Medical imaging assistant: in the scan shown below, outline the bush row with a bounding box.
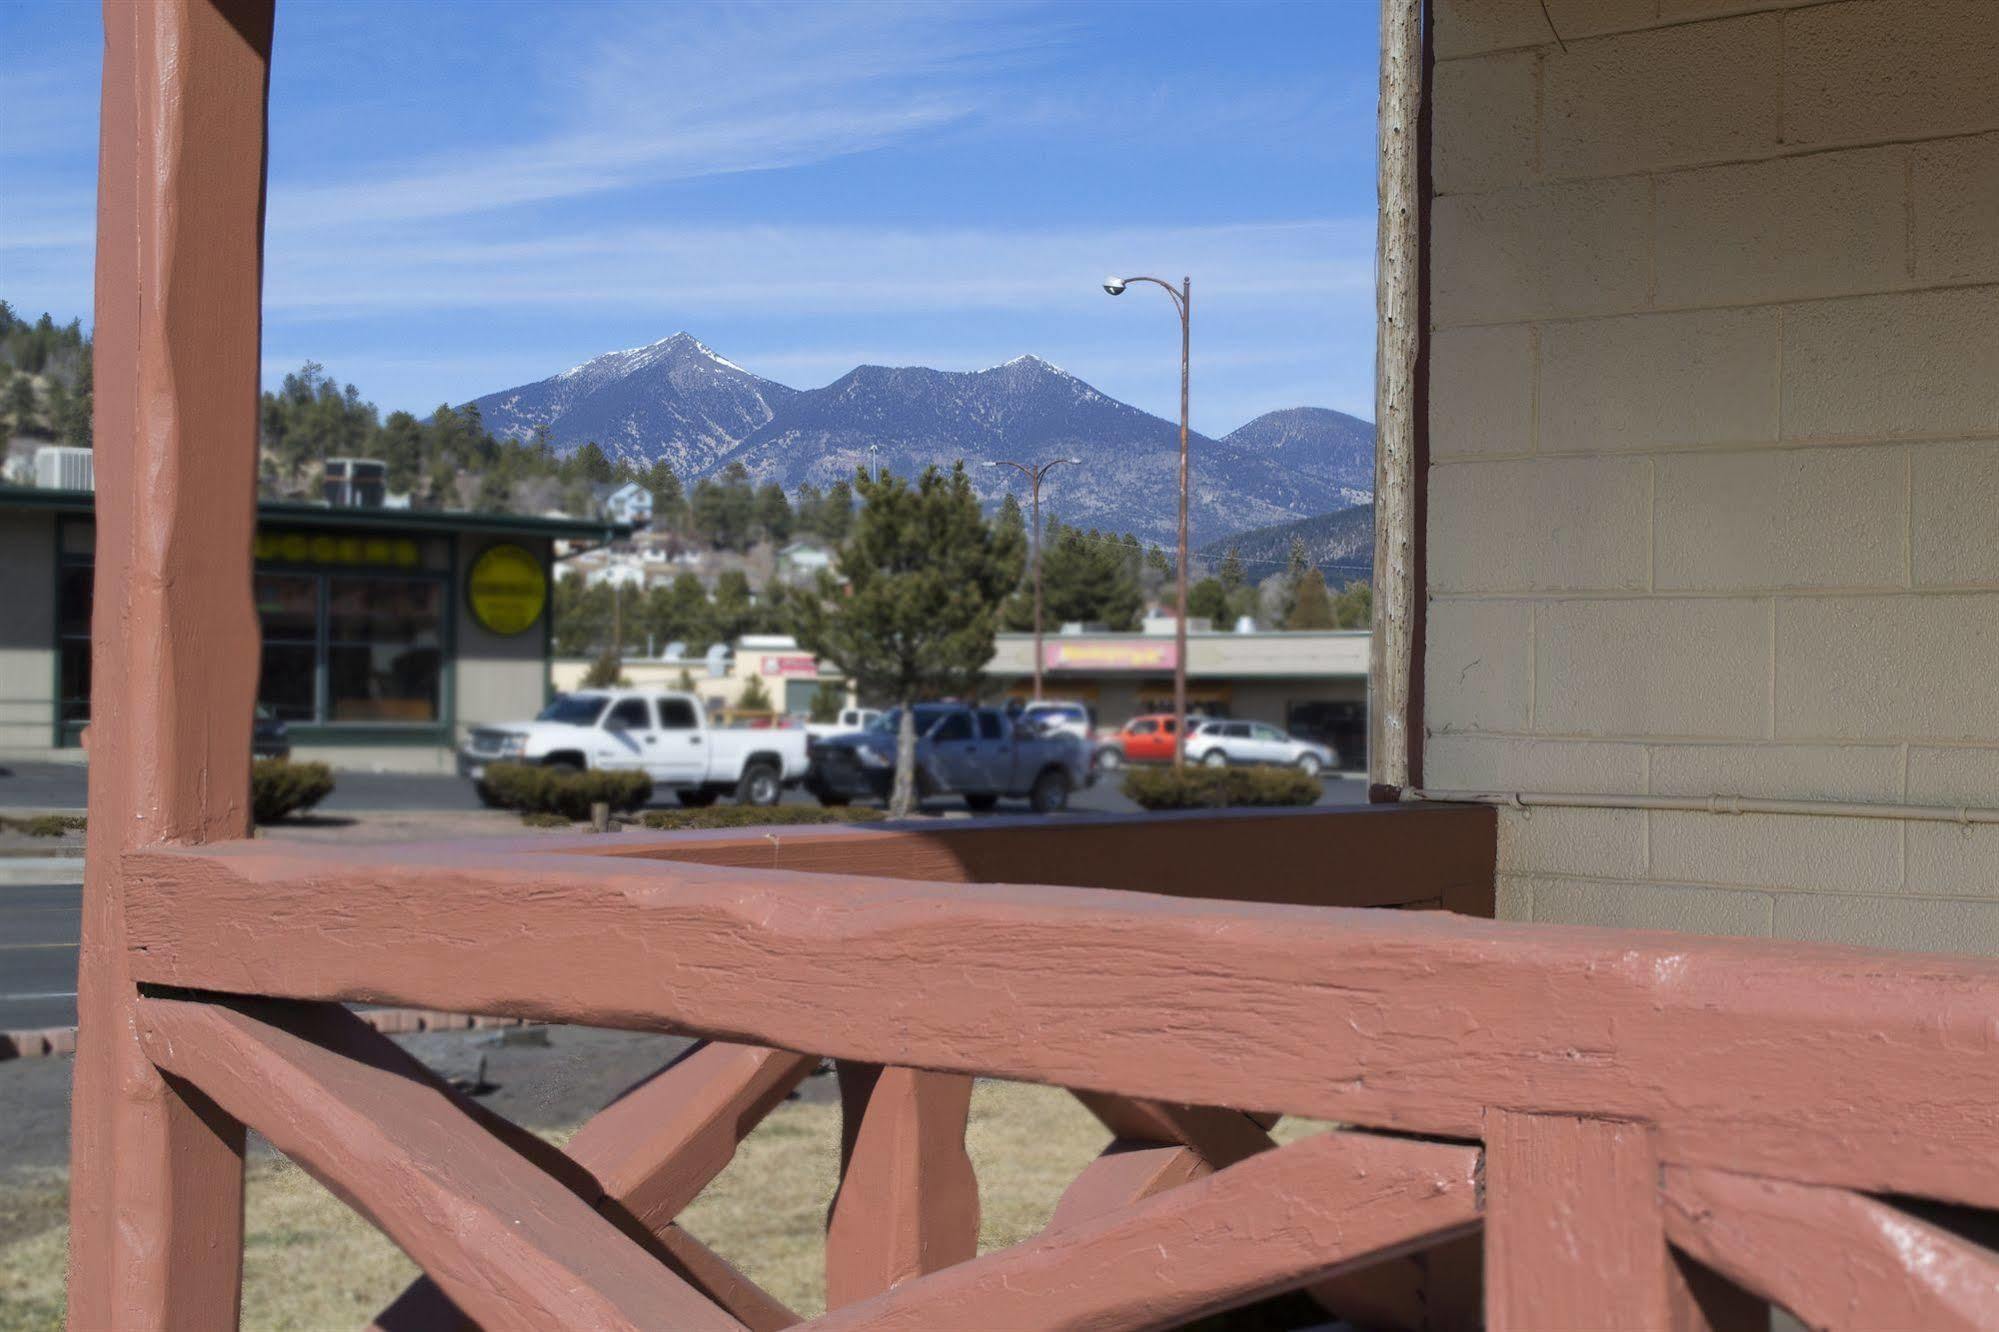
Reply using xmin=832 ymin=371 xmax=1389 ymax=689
xmin=1121 ymin=764 xmax=1322 ymax=811
xmin=480 ymin=762 xmax=653 ymax=819
xmin=638 ymin=805 xmax=885 ymax=832
xmin=0 ymin=813 xmax=87 ymax=838
xmin=251 ymin=759 xmax=335 ymax=824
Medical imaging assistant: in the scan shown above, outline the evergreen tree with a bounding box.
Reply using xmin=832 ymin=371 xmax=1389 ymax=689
xmin=1332 ymin=577 xmax=1373 ymax=630
xmin=793 ymin=464 xmax=1024 ymax=816
xmin=819 ymin=479 xmax=855 ymax=544
xmin=568 ymin=441 xmax=615 ymax=486
xmin=6 ymin=374 xmax=38 ymax=436
xmin=642 ymin=461 xmax=687 ymax=531
xmin=737 ymin=674 xmax=774 ymax=714
xmin=1036 ymin=522 xmax=1143 ymax=631
xmin=710 ymin=570 xmax=758 ymax=643
xmin=552 ymin=578 xmax=614 ymax=656
xmin=809 ymin=680 xmax=846 ymax=723
xmin=1285 ymin=566 xmax=1338 ymax=630
xmin=690 ymin=463 xmax=756 ymax=550
xmin=754 ymin=482 xmax=793 ymax=544
xmin=1187 ymin=577 xmax=1229 ymax=624
xmin=1219 ymin=546 xmax=1246 ymax=593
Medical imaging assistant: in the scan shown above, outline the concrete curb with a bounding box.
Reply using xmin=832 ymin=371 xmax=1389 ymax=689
xmin=1 ymin=1007 xmax=533 ymax=1062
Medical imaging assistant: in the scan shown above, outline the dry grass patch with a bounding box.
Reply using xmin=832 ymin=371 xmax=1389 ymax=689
xmin=0 ymin=1082 xmax=1327 ymax=1329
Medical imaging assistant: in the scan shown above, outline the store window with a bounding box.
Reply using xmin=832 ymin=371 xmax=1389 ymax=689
xmin=56 ymin=518 xmax=449 ymax=734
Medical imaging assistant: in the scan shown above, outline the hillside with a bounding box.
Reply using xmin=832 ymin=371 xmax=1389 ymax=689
xmin=1200 ymin=503 xmax=1375 ymax=588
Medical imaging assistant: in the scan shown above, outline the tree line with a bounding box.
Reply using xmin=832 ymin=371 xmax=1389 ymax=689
xmin=1 ymin=303 xmax=93 ymax=447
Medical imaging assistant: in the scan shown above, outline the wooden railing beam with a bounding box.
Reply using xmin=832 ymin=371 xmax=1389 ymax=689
xmin=122 ymin=840 xmax=1999 ymax=1208
xmin=810 ymin=1129 xmax=1481 ymax=1332
xmin=1663 ymin=1166 xmax=1999 ymax=1332
xmin=135 ymin=995 xmax=743 ymax=1332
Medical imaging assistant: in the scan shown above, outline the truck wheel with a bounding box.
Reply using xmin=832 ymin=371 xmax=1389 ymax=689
xmin=1095 ymin=747 xmax=1123 ymax=773
xmin=964 ymin=793 xmax=999 ymax=813
xmin=677 ymin=789 xmax=720 ymax=808
xmin=737 ymin=763 xmax=782 ymax=807
xmin=1029 ymin=769 xmax=1071 ymax=815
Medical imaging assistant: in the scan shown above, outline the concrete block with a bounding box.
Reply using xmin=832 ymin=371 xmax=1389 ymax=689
xmin=1433 ymin=177 xmax=1651 ymax=325
xmin=1907 ymin=745 xmax=1999 ymax=805
xmin=1911 ymin=441 xmax=1999 ymax=587
xmin=1912 ymin=133 xmax=1999 ymax=285
xmin=1540 ymin=308 xmax=1779 ymax=453
xmin=1499 ymin=805 xmax=1646 ymax=880
xmin=1425 ymin=597 xmax=1534 ymax=734
xmin=1426 ymin=734 xmax=1649 ymax=794
xmin=1773 ymin=892 xmax=1999 ymax=957
xmin=1435 ymin=0 xmax=1658 ymax=59
xmin=1430 ymin=456 xmax=1650 ymax=593
xmin=1782 ymin=286 xmax=1999 ymax=440
xmin=1527 ymin=876 xmax=1772 ymax=938
xmin=1776 ymin=593 xmax=1999 ymax=741
xmin=1496 ymin=873 xmax=1535 ymax=921
xmin=1784 ymin=0 xmax=1999 ymax=146
xmin=1431 ymin=324 xmax=1536 ymax=459
xmin=1654 ymin=146 xmax=1910 ymax=306
xmin=1543 ymin=14 xmax=1782 ymax=178
xmin=1649 ymin=809 xmax=1900 ymax=892
xmin=1652 ymin=445 xmax=1906 ymax=591
xmin=1648 ymin=741 xmax=1904 ymax=802
xmin=1435 ymin=52 xmax=1539 ymax=194
xmin=1536 ymin=597 xmax=1771 ymax=738
xmin=1906 ymin=825 xmax=1999 ymax=901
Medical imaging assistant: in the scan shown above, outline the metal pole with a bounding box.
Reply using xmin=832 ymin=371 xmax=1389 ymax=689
xmin=1175 ymin=277 xmax=1190 ymax=770
xmin=1031 ymin=473 xmax=1045 ymax=701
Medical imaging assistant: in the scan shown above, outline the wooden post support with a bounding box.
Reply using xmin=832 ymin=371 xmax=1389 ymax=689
xmin=1370 ymin=0 xmax=1424 ymax=793
xmin=68 ymin=0 xmax=274 ymax=1326
xmin=1486 ymin=1111 xmax=1672 ymax=1330
xmin=824 ymin=1064 xmax=979 ymax=1309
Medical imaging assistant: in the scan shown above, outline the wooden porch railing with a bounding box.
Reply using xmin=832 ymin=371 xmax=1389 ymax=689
xmin=68 ymin=3 xmax=1999 ymax=1329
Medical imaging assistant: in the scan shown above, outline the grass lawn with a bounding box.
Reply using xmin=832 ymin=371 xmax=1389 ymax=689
xmin=1 ymin=1079 xmax=1326 ymax=1330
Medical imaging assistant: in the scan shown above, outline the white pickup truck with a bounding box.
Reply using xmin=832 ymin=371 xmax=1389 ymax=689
xmin=458 ymin=689 xmax=809 ymax=807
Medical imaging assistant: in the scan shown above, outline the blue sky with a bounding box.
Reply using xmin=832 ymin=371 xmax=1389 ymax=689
xmin=1 ymin=0 xmax=1379 ymax=435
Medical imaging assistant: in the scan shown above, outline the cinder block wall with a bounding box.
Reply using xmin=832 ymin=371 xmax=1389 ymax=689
xmin=1424 ymin=0 xmax=1999 ymax=952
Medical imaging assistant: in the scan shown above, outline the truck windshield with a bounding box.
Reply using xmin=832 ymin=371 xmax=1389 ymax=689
xmin=536 ymin=694 xmax=608 ymax=726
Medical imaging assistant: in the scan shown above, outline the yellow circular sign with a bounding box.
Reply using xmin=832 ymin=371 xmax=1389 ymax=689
xmin=467 ymin=544 xmax=547 ymax=636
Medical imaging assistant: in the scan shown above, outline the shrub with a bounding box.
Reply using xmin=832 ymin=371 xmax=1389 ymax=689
xmin=580 ymin=649 xmax=627 ymax=688
xmin=480 ymin=761 xmax=653 ymax=819
xmin=251 ymin=759 xmax=335 ymax=824
xmin=0 ymin=813 xmax=86 ymax=837
xmin=518 ymin=811 xmax=572 ymax=829
xmin=638 ymin=805 xmax=886 ymax=832
xmin=1121 ymin=764 xmax=1321 ymax=811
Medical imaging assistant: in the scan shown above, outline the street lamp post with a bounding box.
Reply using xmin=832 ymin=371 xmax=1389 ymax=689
xmin=988 ymin=456 xmax=1082 ymax=702
xmin=1104 ymin=274 xmax=1192 ymax=769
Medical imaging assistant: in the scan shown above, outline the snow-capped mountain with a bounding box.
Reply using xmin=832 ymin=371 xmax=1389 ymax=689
xmin=467 ymin=333 xmax=796 ymax=476
xmin=461 ymin=339 xmax=1374 ymax=545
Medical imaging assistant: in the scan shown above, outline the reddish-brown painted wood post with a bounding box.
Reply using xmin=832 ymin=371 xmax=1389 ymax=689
xmin=68 ymin=0 xmax=274 ymax=1325
xmin=1485 ymin=1111 xmax=1672 ymax=1330
xmin=824 ymin=1064 xmax=979 ymax=1309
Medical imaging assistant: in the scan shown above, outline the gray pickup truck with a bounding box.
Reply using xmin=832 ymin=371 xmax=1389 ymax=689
xmin=805 ymin=703 xmax=1094 ymax=813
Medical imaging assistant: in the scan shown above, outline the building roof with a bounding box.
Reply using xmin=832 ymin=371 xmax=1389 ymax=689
xmin=0 ymin=485 xmax=628 ymax=542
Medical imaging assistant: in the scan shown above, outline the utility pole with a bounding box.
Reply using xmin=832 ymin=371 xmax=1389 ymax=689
xmin=989 ymin=456 xmax=1082 ymax=701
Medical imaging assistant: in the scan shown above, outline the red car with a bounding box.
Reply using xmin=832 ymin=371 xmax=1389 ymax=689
xmin=1095 ymin=713 xmax=1184 ymax=771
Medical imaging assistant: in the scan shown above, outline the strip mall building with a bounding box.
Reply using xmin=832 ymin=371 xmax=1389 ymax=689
xmin=0 ymin=485 xmax=619 ymax=769
xmin=985 ymin=627 xmax=1370 ymax=768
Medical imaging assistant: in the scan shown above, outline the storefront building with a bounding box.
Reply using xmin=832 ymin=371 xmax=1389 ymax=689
xmin=0 ymin=486 xmax=620 ymax=769
xmin=551 ymin=635 xmax=851 ymax=720
xmin=985 ymin=627 xmax=1370 ymax=768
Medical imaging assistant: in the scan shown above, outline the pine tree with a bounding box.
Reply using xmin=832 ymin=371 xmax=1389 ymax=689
xmin=6 ymin=374 xmax=39 ymax=437
xmin=793 ymin=464 xmax=1024 ymax=817
xmin=1285 ymin=567 xmax=1338 ymax=630
xmin=1219 ymin=546 xmax=1246 ymax=593
xmin=737 ymin=674 xmax=774 ymax=714
xmin=754 ymin=482 xmax=793 ymax=544
xmin=1188 ymin=577 xmax=1229 ymax=624
xmin=568 ymin=441 xmax=615 ymax=486
xmin=1332 ymin=577 xmax=1373 ymax=630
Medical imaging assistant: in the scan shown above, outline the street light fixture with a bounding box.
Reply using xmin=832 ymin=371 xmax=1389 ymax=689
xmin=1103 ymin=273 xmax=1191 ymax=768
xmin=988 ymin=456 xmax=1083 ymax=702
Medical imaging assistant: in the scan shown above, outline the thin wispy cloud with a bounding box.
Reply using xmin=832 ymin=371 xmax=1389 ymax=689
xmin=268 ymin=1 xmax=1064 ymax=231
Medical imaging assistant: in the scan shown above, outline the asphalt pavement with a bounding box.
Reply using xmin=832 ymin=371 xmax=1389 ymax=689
xmin=0 ymin=882 xmax=80 ymax=1030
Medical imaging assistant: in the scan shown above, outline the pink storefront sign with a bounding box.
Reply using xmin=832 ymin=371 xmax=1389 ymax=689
xmin=1042 ymin=641 xmax=1179 ymax=672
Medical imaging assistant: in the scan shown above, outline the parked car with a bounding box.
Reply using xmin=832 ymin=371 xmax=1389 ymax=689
xmin=1016 ymin=699 xmax=1094 ymax=742
xmin=1183 ymin=720 xmax=1335 ymax=776
xmin=805 ymin=706 xmax=881 ymax=740
xmin=252 ymin=705 xmax=290 ymax=760
xmin=1093 ymin=713 xmax=1186 ymax=771
xmin=458 ymin=689 xmax=809 ymax=807
xmin=806 ymin=704 xmax=1093 ymax=813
